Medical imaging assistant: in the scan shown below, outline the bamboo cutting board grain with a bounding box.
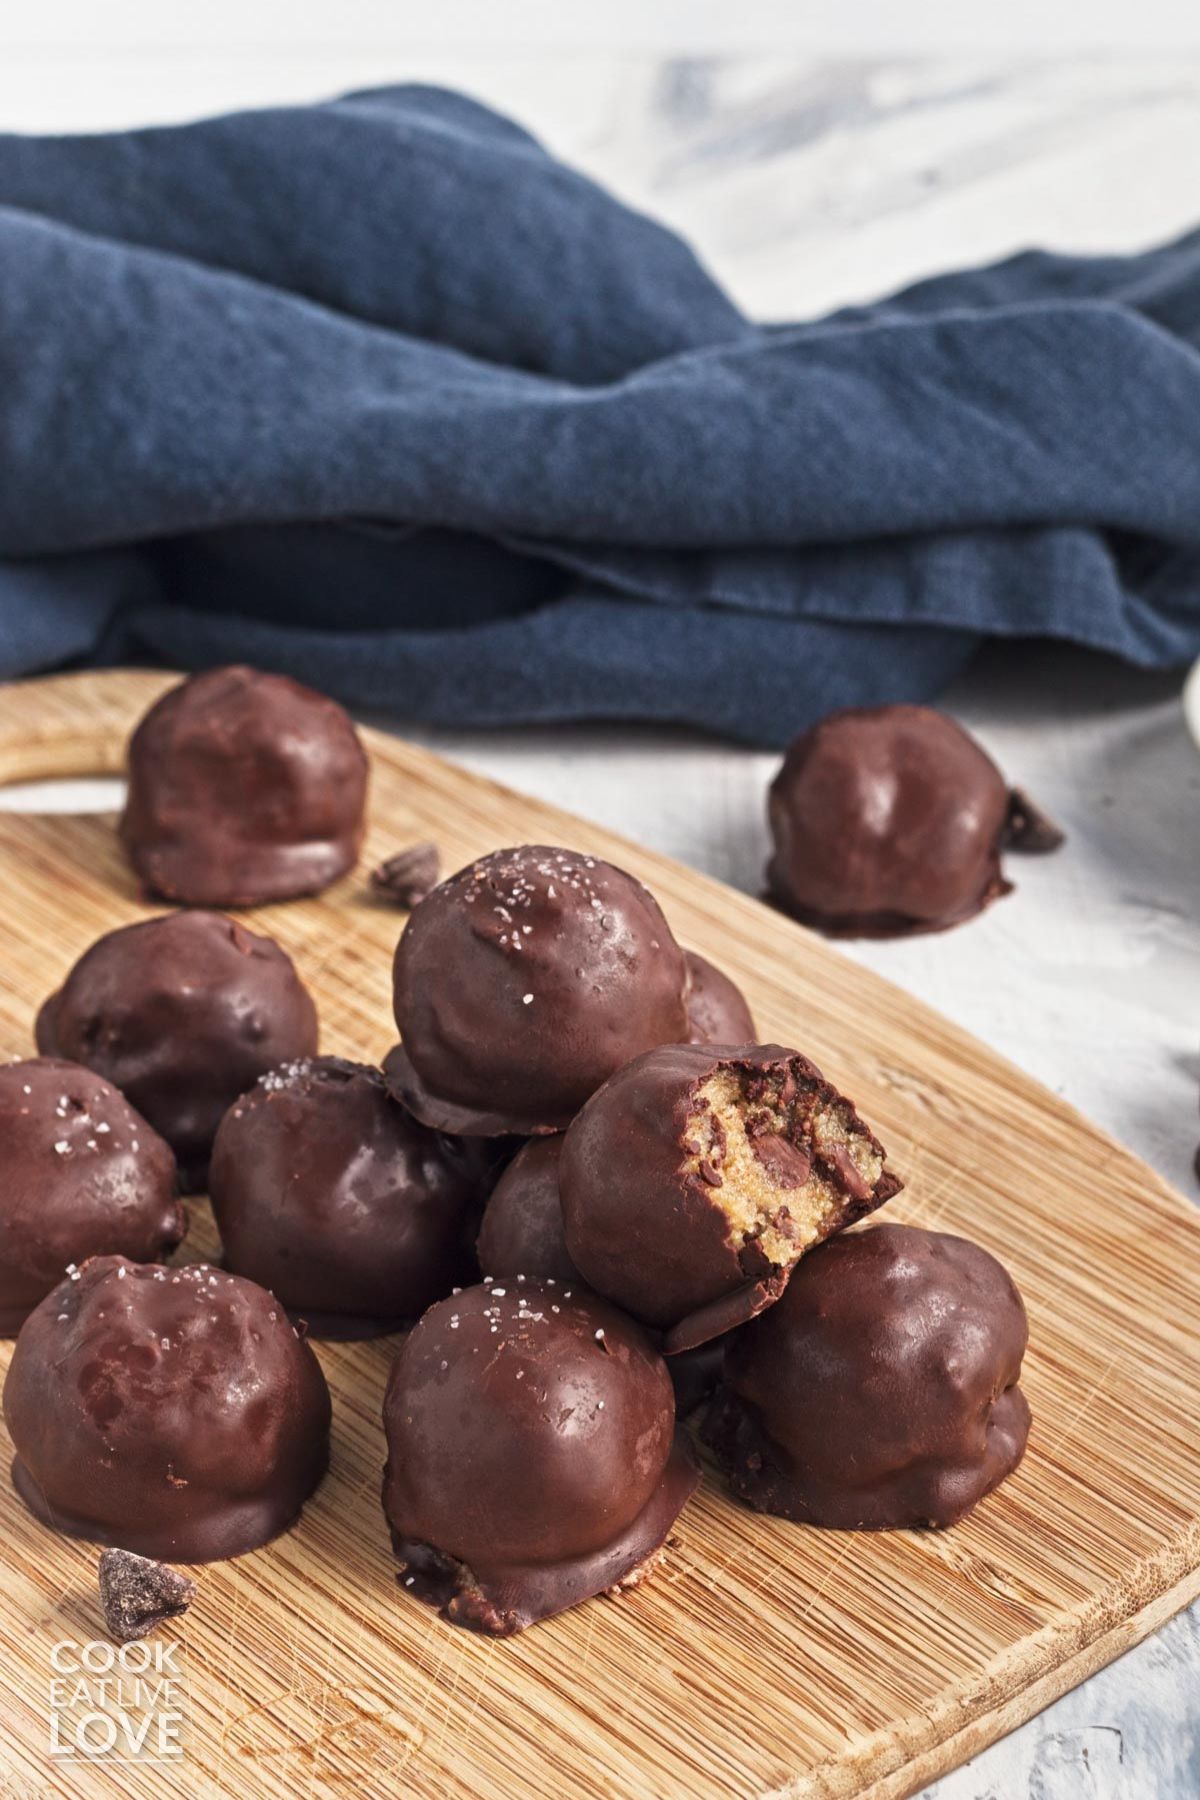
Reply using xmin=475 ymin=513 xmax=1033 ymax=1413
xmin=0 ymin=670 xmax=1197 ymax=1800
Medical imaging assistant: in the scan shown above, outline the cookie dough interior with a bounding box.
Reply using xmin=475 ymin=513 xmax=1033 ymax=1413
xmin=683 ymin=1067 xmax=885 ymax=1267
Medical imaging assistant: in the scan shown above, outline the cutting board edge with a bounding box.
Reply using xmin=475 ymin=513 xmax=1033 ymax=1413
xmin=786 ymin=1525 xmax=1200 ymax=1800
xmin=2 ymin=667 xmax=1198 ymax=1800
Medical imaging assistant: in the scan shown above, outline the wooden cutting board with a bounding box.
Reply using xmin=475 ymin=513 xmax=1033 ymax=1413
xmin=0 ymin=669 xmax=1197 ymax=1800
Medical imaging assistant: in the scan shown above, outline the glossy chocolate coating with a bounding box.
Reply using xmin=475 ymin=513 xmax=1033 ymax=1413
xmin=704 ymin=1224 xmax=1030 ymax=1529
xmin=36 ymin=911 xmax=319 ymax=1189
xmin=475 ymin=1137 xmax=579 ymax=1286
xmin=120 ymin=665 xmax=369 ymax=907
xmin=560 ymin=1043 xmax=901 ymax=1353
xmin=387 ymin=846 xmax=690 ymax=1136
xmin=382 ymin=1280 xmax=698 ymax=1634
xmin=685 ymin=952 xmax=756 ymax=1045
xmin=5 ymin=1256 xmax=331 ymax=1560
xmin=0 ymin=1060 xmax=183 ymax=1334
xmin=767 ymin=705 xmax=1015 ymax=936
xmin=667 ymin=1340 xmax=725 ymax=1418
xmin=475 ymin=1136 xmax=720 ymax=1416
xmin=210 ymin=1057 xmax=482 ymax=1336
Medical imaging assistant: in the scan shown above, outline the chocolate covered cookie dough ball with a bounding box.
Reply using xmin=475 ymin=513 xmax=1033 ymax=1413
xmin=383 ymin=1280 xmax=697 ymax=1634
xmin=665 ymin=1340 xmax=726 ymax=1419
xmin=0 ymin=1060 xmax=183 ymax=1334
xmin=385 ymin=846 xmax=690 ymax=1136
xmin=684 ymin=952 xmax=755 ymax=1046
xmin=767 ymin=704 xmax=1057 ymax=937
xmin=37 ymin=911 xmax=319 ymax=1189
xmin=560 ymin=1043 xmax=901 ymax=1352
xmin=210 ymin=1058 xmax=483 ymax=1335
xmin=475 ymin=1137 xmax=579 ymax=1286
xmin=704 ymin=1223 xmax=1030 ymax=1528
xmin=5 ymin=1257 xmax=331 ymax=1560
xmin=120 ymin=665 xmax=369 ymax=907
xmin=476 ymin=1136 xmax=721 ymax=1416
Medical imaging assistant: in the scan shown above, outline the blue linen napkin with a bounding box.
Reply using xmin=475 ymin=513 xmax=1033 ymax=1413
xmin=2 ymin=84 xmax=1199 ymax=745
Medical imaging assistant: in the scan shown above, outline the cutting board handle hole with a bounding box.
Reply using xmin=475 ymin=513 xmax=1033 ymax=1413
xmin=0 ymin=775 xmax=126 ymax=816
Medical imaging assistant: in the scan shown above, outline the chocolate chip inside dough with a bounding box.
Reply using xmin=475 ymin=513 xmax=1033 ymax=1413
xmin=560 ymin=1043 xmax=902 ymax=1351
xmin=682 ymin=1061 xmax=891 ymax=1271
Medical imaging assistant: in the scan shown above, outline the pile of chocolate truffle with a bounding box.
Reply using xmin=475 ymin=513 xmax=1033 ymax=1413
xmin=1 ymin=667 xmax=1040 ymax=1639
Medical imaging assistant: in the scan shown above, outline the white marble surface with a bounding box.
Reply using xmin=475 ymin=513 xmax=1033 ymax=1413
xmin=2 ymin=44 xmax=1200 ymax=1800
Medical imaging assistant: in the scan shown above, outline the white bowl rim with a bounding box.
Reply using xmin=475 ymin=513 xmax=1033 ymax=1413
xmin=1184 ymin=657 xmax=1200 ymax=754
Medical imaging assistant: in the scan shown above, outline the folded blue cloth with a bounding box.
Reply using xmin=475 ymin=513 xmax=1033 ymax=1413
xmin=3 ymin=85 xmax=1200 ymax=745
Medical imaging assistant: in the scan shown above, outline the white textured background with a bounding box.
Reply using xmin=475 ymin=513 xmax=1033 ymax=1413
xmin=2 ymin=14 xmax=1200 ymax=1798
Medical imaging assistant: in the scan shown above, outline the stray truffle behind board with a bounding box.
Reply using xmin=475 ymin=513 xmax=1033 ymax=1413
xmin=767 ymin=704 xmax=1061 ymax=937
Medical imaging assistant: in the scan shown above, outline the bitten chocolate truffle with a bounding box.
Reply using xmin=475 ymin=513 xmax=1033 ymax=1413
xmin=5 ymin=1257 xmax=331 ymax=1560
xmin=120 ymin=665 xmax=369 ymax=907
xmin=36 ymin=910 xmax=319 ymax=1189
xmin=685 ymin=951 xmax=756 ymax=1046
xmin=704 ymin=1224 xmax=1030 ymax=1529
xmin=475 ymin=1137 xmax=579 ymax=1286
xmin=560 ymin=1044 xmax=901 ymax=1353
xmin=210 ymin=1057 xmax=484 ymax=1336
xmin=385 ymin=846 xmax=690 ymax=1136
xmin=767 ymin=704 xmax=1059 ymax=937
xmin=0 ymin=1059 xmax=183 ymax=1334
xmin=383 ymin=1280 xmax=697 ymax=1634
